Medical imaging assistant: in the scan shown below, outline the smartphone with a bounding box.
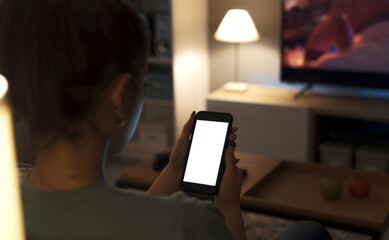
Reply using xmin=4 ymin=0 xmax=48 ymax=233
xmin=181 ymin=111 xmax=233 ymax=195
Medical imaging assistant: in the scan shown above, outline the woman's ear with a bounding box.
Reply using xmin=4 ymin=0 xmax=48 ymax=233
xmin=110 ymin=72 xmax=131 ymax=109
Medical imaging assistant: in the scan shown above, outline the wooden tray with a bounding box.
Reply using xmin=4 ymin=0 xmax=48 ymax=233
xmin=241 ymin=161 xmax=389 ymax=235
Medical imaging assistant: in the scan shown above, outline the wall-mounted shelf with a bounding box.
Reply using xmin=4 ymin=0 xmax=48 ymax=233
xmin=148 ymin=57 xmax=172 ymax=66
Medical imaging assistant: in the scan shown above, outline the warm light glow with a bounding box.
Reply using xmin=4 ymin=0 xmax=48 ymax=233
xmin=214 ymin=9 xmax=260 ymax=43
xmin=172 ymin=0 xmax=209 ymax=140
xmin=0 ymin=74 xmax=25 ymax=240
xmin=0 ymin=74 xmax=8 ymax=99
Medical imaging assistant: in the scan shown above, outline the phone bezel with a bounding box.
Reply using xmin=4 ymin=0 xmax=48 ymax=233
xmin=181 ymin=111 xmax=233 ymax=195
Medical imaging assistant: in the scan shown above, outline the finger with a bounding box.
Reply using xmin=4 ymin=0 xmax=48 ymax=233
xmin=178 ymin=111 xmax=195 ymax=143
xmin=224 ymin=144 xmax=237 ymax=172
xmin=236 ymin=166 xmax=243 ymax=181
xmin=229 ymin=133 xmax=237 ymax=143
xmin=229 ymin=127 xmax=238 ymax=144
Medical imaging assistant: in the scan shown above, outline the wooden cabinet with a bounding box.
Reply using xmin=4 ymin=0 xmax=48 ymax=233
xmin=207 ymin=84 xmax=389 ymax=163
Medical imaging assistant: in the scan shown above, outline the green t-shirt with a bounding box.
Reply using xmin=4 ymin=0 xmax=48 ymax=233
xmin=20 ymin=173 xmax=234 ymax=240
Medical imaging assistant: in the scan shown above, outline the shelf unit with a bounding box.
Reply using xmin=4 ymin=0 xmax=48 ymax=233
xmin=121 ymin=0 xmax=175 ymax=161
xmin=148 ymin=57 xmax=172 ymax=66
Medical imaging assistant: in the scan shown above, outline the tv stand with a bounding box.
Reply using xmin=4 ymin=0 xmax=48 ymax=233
xmin=294 ymin=82 xmax=313 ymax=100
xmin=207 ymin=84 xmax=389 ymax=163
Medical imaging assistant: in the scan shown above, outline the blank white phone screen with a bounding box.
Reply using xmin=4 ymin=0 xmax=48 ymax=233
xmin=183 ymin=120 xmax=229 ymax=186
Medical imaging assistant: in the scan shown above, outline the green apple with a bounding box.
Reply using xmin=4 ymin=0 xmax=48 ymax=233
xmin=320 ymin=177 xmax=343 ymax=201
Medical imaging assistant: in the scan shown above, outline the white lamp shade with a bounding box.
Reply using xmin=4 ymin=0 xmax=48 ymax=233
xmin=0 ymin=74 xmax=25 ymax=240
xmin=214 ymin=9 xmax=260 ymax=43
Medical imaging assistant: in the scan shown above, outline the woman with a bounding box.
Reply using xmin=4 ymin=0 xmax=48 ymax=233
xmin=0 ymin=0 xmax=245 ymax=239
xmin=0 ymin=0 xmax=332 ymax=239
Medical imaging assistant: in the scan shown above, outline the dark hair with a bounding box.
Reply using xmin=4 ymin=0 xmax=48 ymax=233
xmin=0 ymin=0 xmax=149 ymax=139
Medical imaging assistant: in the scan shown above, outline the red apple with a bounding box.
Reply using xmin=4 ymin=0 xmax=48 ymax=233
xmin=320 ymin=177 xmax=343 ymax=201
xmin=348 ymin=177 xmax=371 ymax=198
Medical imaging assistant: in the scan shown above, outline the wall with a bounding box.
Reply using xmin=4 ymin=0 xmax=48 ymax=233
xmin=172 ymin=0 xmax=282 ymax=140
xmin=209 ymin=0 xmax=282 ymax=91
xmin=172 ymin=0 xmax=210 ymax=140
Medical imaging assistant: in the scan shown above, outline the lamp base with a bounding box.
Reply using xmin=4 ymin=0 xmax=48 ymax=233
xmin=223 ymin=81 xmax=250 ymax=93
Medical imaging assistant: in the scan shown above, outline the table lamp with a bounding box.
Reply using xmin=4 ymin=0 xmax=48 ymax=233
xmin=214 ymin=9 xmax=260 ymax=92
xmin=0 ymin=74 xmax=25 ymax=240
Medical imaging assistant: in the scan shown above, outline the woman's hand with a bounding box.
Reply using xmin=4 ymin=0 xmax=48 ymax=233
xmin=146 ymin=112 xmax=240 ymax=197
xmin=215 ymin=128 xmax=241 ymax=208
xmin=215 ymin=128 xmax=247 ymax=240
xmin=145 ymin=112 xmax=195 ymax=196
xmin=168 ymin=111 xmax=196 ymax=172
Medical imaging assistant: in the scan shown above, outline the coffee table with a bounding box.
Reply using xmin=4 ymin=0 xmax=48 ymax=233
xmin=116 ymin=152 xmax=389 ymax=238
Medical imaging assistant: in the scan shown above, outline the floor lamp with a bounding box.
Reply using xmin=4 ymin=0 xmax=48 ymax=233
xmin=214 ymin=9 xmax=260 ymax=92
xmin=0 ymin=74 xmax=25 ymax=240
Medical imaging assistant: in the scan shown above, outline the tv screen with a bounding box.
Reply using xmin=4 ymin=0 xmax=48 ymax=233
xmin=281 ymin=0 xmax=389 ymax=90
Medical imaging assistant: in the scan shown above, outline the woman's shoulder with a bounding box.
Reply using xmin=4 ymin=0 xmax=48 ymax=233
xmin=101 ymin=188 xmax=228 ymax=227
xmin=103 ymin=187 xmax=220 ymax=216
xmin=20 ymin=175 xmax=234 ymax=240
xmin=82 ymin=187 xmax=234 ymax=239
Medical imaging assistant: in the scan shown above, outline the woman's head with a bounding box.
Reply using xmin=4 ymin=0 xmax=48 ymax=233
xmin=0 ymin=0 xmax=149 ymax=152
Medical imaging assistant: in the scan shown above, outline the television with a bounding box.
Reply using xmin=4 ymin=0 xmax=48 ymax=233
xmin=281 ymin=0 xmax=389 ymax=90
